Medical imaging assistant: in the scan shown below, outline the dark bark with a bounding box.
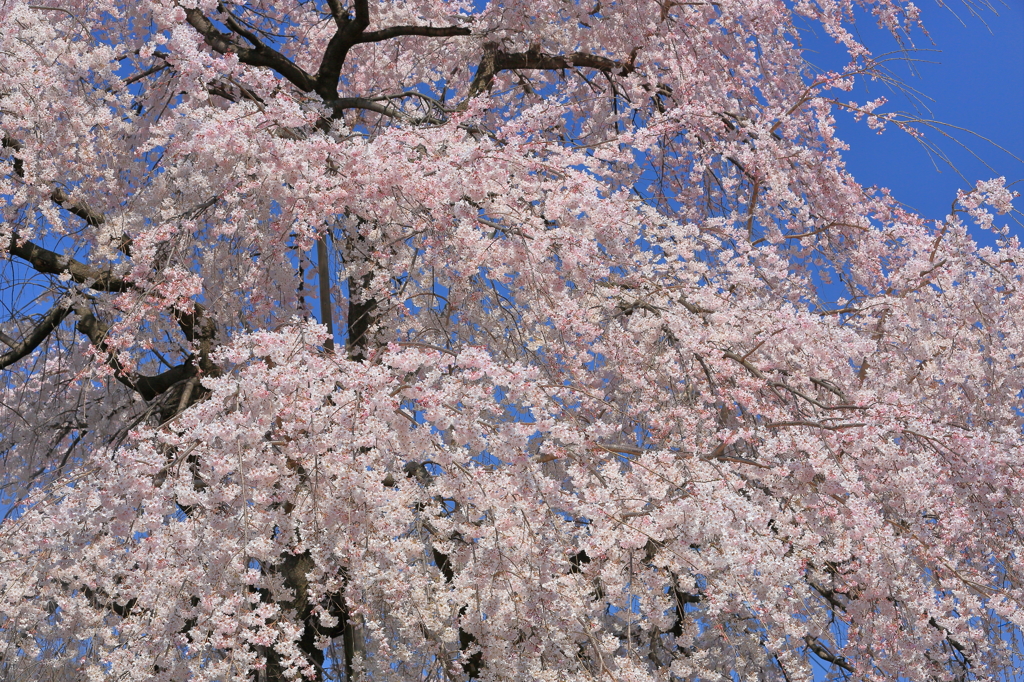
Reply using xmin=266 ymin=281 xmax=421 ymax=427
xmin=403 ymin=462 xmax=482 ymax=679
xmin=173 ymin=303 xmax=218 ymax=376
xmin=50 ymin=187 xmax=105 ymax=227
xmin=317 ymin=236 xmax=335 ymax=353
xmin=184 ymin=7 xmax=317 ymax=92
xmin=358 ymin=25 xmax=469 ymax=43
xmin=469 ymin=43 xmax=638 ymax=97
xmin=804 ymin=637 xmax=854 ymax=673
xmin=7 ymin=234 xmax=130 ymax=293
xmin=0 ymin=292 xmax=198 ymax=403
xmin=0 ymin=300 xmax=73 ymax=369
xmin=184 ymin=0 xmax=466 ymax=109
xmin=73 ymin=302 xmax=199 ymax=401
xmin=346 ymin=270 xmax=377 ymax=363
xmin=258 ymin=552 xmax=355 ymax=681
xmin=2 ymin=235 xmax=216 ymax=402
xmin=314 ymin=8 xmax=369 ymax=102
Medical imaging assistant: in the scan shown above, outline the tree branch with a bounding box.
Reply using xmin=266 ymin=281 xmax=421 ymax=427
xmin=5 ymin=136 xmax=119 ymax=240
xmin=183 ymin=7 xmax=316 ymax=92
xmin=316 ymin=236 xmax=335 ymax=353
xmin=323 ymin=0 xmax=345 ymax=27
xmin=329 ymin=96 xmax=444 ymax=125
xmin=183 ymin=7 xmax=468 ymax=108
xmin=469 ymin=44 xmax=637 ymax=97
xmin=928 ymin=616 xmax=974 ymax=671
xmin=50 ymin=188 xmax=105 ymax=227
xmin=356 ymin=25 xmax=470 ymax=43
xmin=312 ymin=0 xmax=371 ymax=101
xmin=0 ymin=300 xmax=73 ymax=369
xmin=316 ymin=20 xmax=362 ymax=101
xmin=73 ymin=301 xmax=197 ymax=401
xmin=4 ymin=230 xmax=217 ymax=398
xmin=804 ymin=636 xmax=854 ymax=672
xmin=323 ymin=17 xmax=469 ymax=103
xmin=352 ymin=0 xmax=369 ymax=27
xmin=7 ymin=233 xmax=130 ymax=292
xmin=172 ymin=303 xmax=218 ymax=376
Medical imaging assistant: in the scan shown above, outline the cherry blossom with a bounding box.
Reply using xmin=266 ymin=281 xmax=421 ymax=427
xmin=0 ymin=0 xmax=1021 ymax=680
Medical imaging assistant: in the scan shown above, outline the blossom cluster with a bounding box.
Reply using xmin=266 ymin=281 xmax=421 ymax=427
xmin=0 ymin=0 xmax=1020 ymax=680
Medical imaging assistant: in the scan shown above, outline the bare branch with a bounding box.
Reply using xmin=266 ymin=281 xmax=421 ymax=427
xmin=329 ymin=96 xmax=444 ymax=124
xmin=469 ymin=43 xmax=638 ymax=97
xmin=357 ymin=25 xmax=470 ymax=43
xmin=804 ymin=637 xmax=854 ymax=673
xmin=0 ymin=300 xmax=73 ymax=369
xmin=50 ymin=187 xmax=105 ymax=227
xmin=7 ymin=233 xmax=130 ymax=293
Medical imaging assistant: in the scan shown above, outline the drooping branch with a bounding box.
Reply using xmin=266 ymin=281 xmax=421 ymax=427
xmin=4 ymin=135 xmax=132 ymax=258
xmin=3 ymin=223 xmax=218 ymax=393
xmin=4 ymin=137 xmax=120 ymax=239
xmin=928 ymin=616 xmax=974 ymax=673
xmin=329 ymin=96 xmax=446 ymax=125
xmin=0 ymin=249 xmax=203 ymax=400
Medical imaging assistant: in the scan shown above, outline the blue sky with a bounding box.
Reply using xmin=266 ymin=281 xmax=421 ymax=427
xmin=808 ymin=0 xmax=1024 ymax=235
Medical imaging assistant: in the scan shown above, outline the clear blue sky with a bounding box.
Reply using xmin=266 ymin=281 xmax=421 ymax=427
xmin=804 ymin=0 xmax=1024 ymax=237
